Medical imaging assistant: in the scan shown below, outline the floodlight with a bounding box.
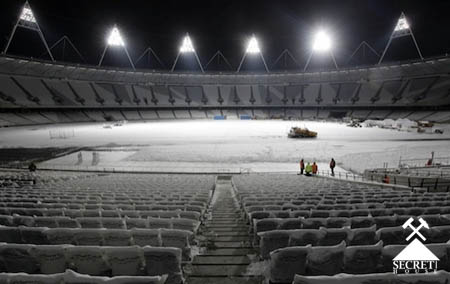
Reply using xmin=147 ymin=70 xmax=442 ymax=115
xmin=394 ymin=16 xmax=409 ymax=31
xmin=20 ymin=6 xmax=36 ymax=23
xmin=107 ymin=27 xmax=125 ymax=47
xmin=246 ymin=37 xmax=261 ymax=54
xmin=180 ymin=36 xmax=195 ymax=53
xmin=312 ymin=30 xmax=331 ymax=52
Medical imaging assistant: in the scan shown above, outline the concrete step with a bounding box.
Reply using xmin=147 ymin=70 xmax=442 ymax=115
xmin=189 ymin=264 xmax=251 ymax=277
xmin=193 ymin=255 xmax=251 ymax=265
xmin=186 ymin=276 xmax=263 ymax=284
xmin=207 ymin=236 xmax=250 ymax=242
xmin=202 ymin=248 xmax=255 ymax=256
xmin=203 ymin=231 xmax=250 ymax=237
xmin=204 ymin=227 xmax=249 ymax=232
xmin=209 ymin=241 xmax=252 ymax=248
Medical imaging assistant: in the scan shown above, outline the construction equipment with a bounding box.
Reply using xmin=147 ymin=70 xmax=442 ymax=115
xmin=288 ymin=127 xmax=318 ymax=138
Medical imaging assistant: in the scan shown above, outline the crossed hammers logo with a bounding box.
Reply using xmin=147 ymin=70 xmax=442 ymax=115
xmin=402 ymin=217 xmax=429 ymax=241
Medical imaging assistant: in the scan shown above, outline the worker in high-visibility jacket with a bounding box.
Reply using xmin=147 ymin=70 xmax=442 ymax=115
xmin=305 ymin=163 xmax=313 ymax=176
xmin=312 ymin=162 xmax=318 ymax=175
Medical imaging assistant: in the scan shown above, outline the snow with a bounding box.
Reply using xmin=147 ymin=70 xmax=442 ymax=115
xmin=1 ymin=120 xmax=449 ymax=174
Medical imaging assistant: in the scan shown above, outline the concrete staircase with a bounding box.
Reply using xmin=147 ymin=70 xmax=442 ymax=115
xmin=185 ymin=176 xmax=262 ymax=284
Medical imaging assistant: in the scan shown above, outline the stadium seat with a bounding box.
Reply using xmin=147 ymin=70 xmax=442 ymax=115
xmin=99 ymin=229 xmax=131 ymax=246
xmin=103 ymin=246 xmax=143 ymax=276
xmin=270 ymin=245 xmax=312 ymax=283
xmin=349 ymin=225 xmax=378 ymax=245
xmin=66 ymin=246 xmax=109 ymax=275
xmin=343 ymin=241 xmax=383 ymax=274
xmin=160 ymin=229 xmax=192 ymax=260
xmin=74 ymin=229 xmax=104 ymax=246
xmin=142 ymin=247 xmax=182 ymax=284
xmin=0 ymin=226 xmax=22 ymax=243
xmin=31 ymin=244 xmax=69 ymax=274
xmin=131 ymin=228 xmax=161 ymax=247
xmin=306 ymin=241 xmax=345 ymax=276
xmin=259 ymin=230 xmax=290 ymax=259
xmin=0 ymin=244 xmax=39 ymax=273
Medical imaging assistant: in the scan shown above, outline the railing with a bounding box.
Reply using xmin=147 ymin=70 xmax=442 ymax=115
xmin=317 ymin=170 xmax=364 ymax=182
xmin=364 ymin=171 xmax=450 ymax=192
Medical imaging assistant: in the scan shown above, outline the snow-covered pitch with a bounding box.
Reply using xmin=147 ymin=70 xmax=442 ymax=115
xmin=1 ymin=120 xmax=449 ymax=174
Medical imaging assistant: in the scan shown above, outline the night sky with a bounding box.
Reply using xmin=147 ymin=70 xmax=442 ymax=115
xmin=0 ymin=0 xmax=449 ymax=71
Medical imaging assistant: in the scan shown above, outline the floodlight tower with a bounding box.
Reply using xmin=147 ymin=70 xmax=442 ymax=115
xmin=304 ymin=30 xmax=338 ymax=72
xmin=3 ymin=1 xmax=54 ymax=61
xmin=237 ymin=35 xmax=269 ymax=72
xmin=171 ymin=34 xmax=204 ymax=72
xmin=378 ymin=12 xmax=423 ymax=64
xmin=98 ymin=25 xmax=135 ymax=70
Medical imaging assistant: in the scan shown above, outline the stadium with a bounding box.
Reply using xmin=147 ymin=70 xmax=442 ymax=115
xmin=0 ymin=0 xmax=450 ymax=283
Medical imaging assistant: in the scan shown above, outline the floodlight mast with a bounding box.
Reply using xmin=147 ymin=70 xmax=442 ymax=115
xmin=304 ymin=30 xmax=338 ymax=72
xmin=171 ymin=34 xmax=204 ymax=73
xmin=98 ymin=25 xmax=135 ymax=70
xmin=3 ymin=1 xmax=54 ymax=61
xmin=378 ymin=12 xmax=423 ymax=64
xmin=237 ymin=35 xmax=269 ymax=72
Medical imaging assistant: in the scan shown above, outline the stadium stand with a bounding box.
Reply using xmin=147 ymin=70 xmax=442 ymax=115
xmin=0 ymin=55 xmax=449 ymax=126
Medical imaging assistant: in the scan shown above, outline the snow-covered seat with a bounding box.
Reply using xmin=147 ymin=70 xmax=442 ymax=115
xmin=45 ymin=228 xmax=75 ymax=245
xmin=279 ymin=218 xmax=303 ymax=230
xmin=101 ymin=210 xmax=121 ymax=218
xmin=380 ymin=244 xmax=406 ymax=272
xmin=428 ymin=243 xmax=450 ymax=271
xmin=0 ymin=215 xmax=13 ymax=226
xmin=255 ymin=219 xmax=280 ymax=234
xmin=63 ymin=269 xmax=107 ymax=284
xmin=292 ymin=271 xmax=450 ymax=284
xmin=373 ymin=215 xmax=397 ymax=229
xmin=326 ymin=217 xmax=351 ymax=228
xmin=19 ymin=226 xmax=49 ymax=245
xmin=66 ymin=246 xmax=109 ymax=276
xmin=301 ymin=218 xmax=327 ymax=229
xmin=64 ymin=209 xmax=83 ymax=218
xmin=120 ymin=210 xmax=140 ymax=218
xmin=171 ymin=218 xmax=200 ymax=232
xmin=31 ymin=244 xmax=69 ymax=274
xmin=288 ymin=229 xmax=326 ymax=247
xmin=77 ymin=217 xmax=103 ymax=229
xmin=160 ymin=229 xmax=192 ymax=260
xmin=376 ymin=226 xmax=407 ymax=245
xmin=125 ymin=218 xmax=148 ymax=229
xmin=423 ymin=206 xmax=442 ymax=215
xmin=343 ymin=241 xmax=383 ymax=274
xmin=319 ymin=228 xmax=352 ymax=246
xmin=272 ymin=211 xmax=291 ymax=218
xmin=8 ymin=272 xmax=64 ymax=284
xmin=179 ymin=211 xmax=201 ymax=220
xmin=74 ymin=229 xmax=104 ymax=246
xmin=148 ymin=218 xmax=172 ymax=229
xmin=249 ymin=211 xmax=271 ymax=220
xmin=310 ymin=210 xmax=330 ymax=218
xmin=131 ymin=228 xmax=161 ymax=247
xmin=102 ymin=229 xmax=131 ymax=246
xmin=270 ymin=245 xmax=312 ymax=283
xmin=292 ymin=210 xmax=310 ymax=218
xmin=0 ymin=226 xmax=22 ymax=243
xmin=350 ymin=216 xmax=375 ymax=228
xmin=12 ymin=215 xmax=34 ymax=227
xmin=369 ymin=208 xmax=391 ymax=217
xmin=45 ymin=209 xmax=65 ymax=217
xmin=82 ymin=210 xmax=102 ymax=217
xmin=430 ymin=225 xmax=450 ymax=243
xmin=103 ymin=246 xmax=143 ymax=276
xmin=101 ymin=218 xmax=126 ymax=229
xmin=259 ymin=230 xmax=290 ymax=259
xmin=306 ymin=241 xmax=346 ymax=276
xmin=0 ymin=244 xmax=39 ymax=273
xmin=349 ymin=225 xmax=378 ymax=245
xmin=142 ymin=247 xmax=182 ymax=284
xmin=34 ymin=217 xmax=65 ymax=228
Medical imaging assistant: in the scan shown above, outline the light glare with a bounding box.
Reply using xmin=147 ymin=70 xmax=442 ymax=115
xmin=20 ymin=6 xmax=36 ymax=23
xmin=394 ymin=16 xmax=409 ymax=31
xmin=107 ymin=27 xmax=125 ymax=47
xmin=246 ymin=37 xmax=260 ymax=54
xmin=180 ymin=36 xmax=195 ymax=53
xmin=312 ymin=30 xmax=331 ymax=52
